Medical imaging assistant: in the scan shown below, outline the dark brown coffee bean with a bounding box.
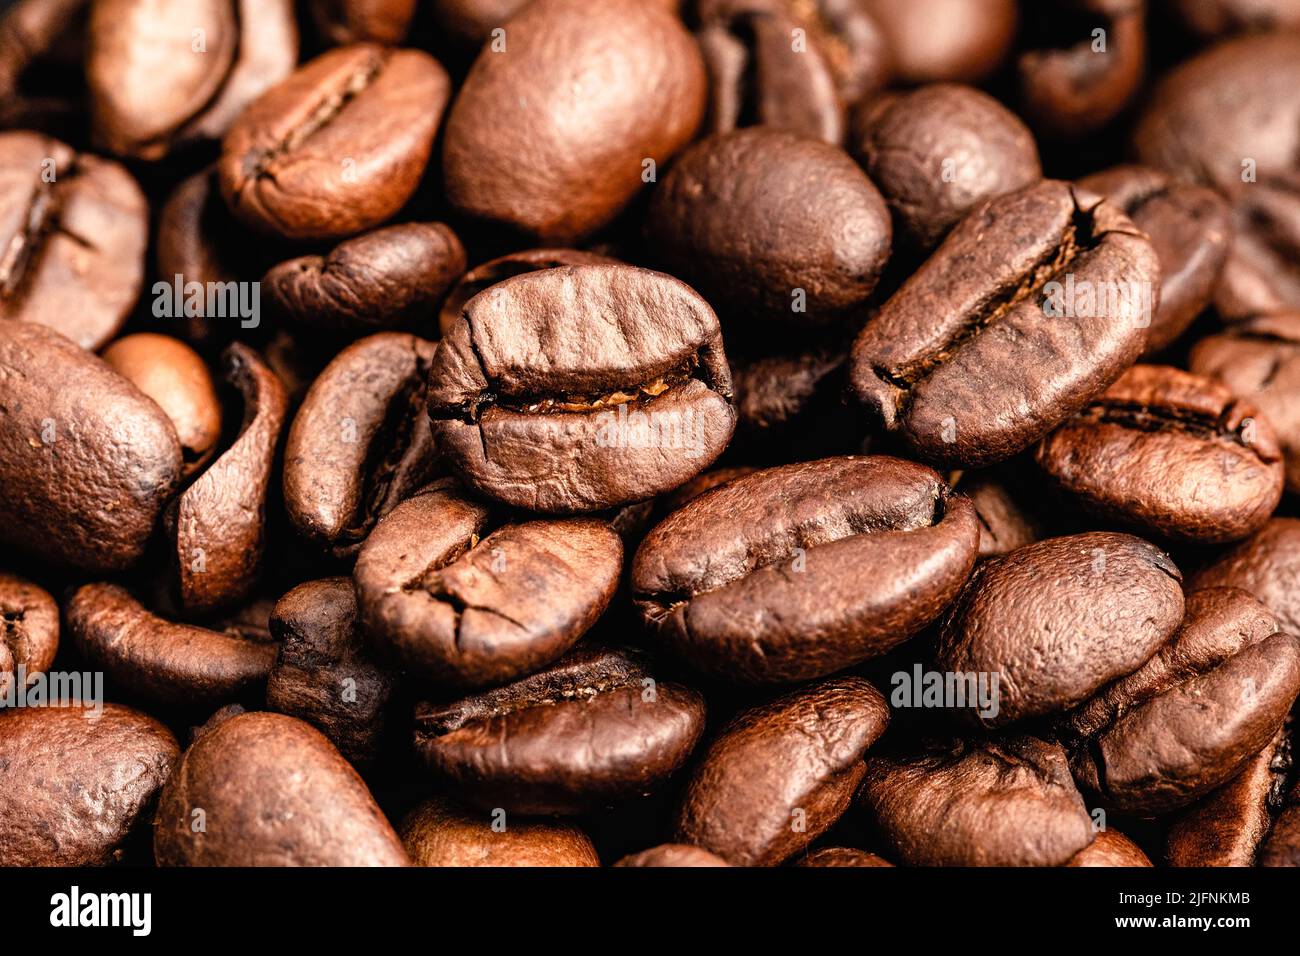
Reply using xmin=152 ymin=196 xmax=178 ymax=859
xmin=87 ymin=0 xmax=297 ymax=160
xmin=1166 ymin=0 xmax=1300 ymax=37
xmin=646 ymin=128 xmax=891 ymax=328
xmin=283 ymin=333 xmax=437 ymax=556
xmin=731 ymin=343 xmax=848 ymax=436
xmin=102 ymin=333 xmax=223 ymax=476
xmin=1065 ymin=829 xmax=1153 ymax=867
xmin=68 ymin=583 xmax=277 ymax=708
xmin=311 ymin=0 xmax=416 ymax=45
xmin=1261 ymin=777 xmax=1300 ymax=867
xmin=954 ymin=469 xmax=1047 ymax=558
xmin=264 ymin=223 xmax=465 ymax=333
xmin=0 ymin=131 xmax=147 ymax=350
xmin=167 ymin=342 xmax=287 ymax=616
xmin=442 ymin=0 xmax=704 ymax=243
xmin=858 ymin=735 xmax=1096 ymax=867
xmin=851 ymin=83 xmax=1041 ymax=250
xmin=400 ymin=795 xmax=600 ymax=867
xmin=266 ymin=577 xmax=395 ymax=765
xmin=1035 ymin=365 xmax=1284 ymax=544
xmin=674 ymin=677 xmax=889 ymax=866
xmin=0 ymin=573 xmax=58 ymax=698
xmin=795 ymin=847 xmax=894 ymax=867
xmin=1192 ymin=517 xmax=1300 ymax=636
xmin=154 ymin=710 xmax=409 ymax=865
xmin=219 ymin=43 xmax=449 ymax=240
xmin=413 ymin=646 xmax=706 ymax=815
xmin=1077 ymin=165 xmax=1232 ymax=355
xmin=633 ymin=456 xmax=979 ymax=683
xmin=935 ymin=532 xmax=1185 ymax=728
xmin=1063 ymin=587 xmax=1300 ymax=814
xmin=0 ymin=321 xmax=181 ymax=572
xmin=858 ymin=0 xmax=1016 ymax=83
xmin=1190 ymin=313 xmax=1300 ymax=493
xmin=656 ymin=464 xmax=758 ymax=516
xmin=0 ymin=703 xmax=179 ymax=866
xmin=354 ymin=482 xmax=622 ymax=688
xmin=613 ymin=844 xmax=731 ymax=867
xmin=0 ymin=0 xmax=89 ymax=134
xmin=850 ymin=180 xmax=1160 ymax=468
xmin=427 ymin=263 xmax=736 ymax=513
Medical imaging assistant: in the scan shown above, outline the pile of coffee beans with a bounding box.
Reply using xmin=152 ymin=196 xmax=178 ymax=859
xmin=2 ymin=0 xmax=1299 ymax=869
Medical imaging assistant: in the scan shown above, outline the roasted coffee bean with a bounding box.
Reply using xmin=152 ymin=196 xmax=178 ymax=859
xmin=266 ymin=578 xmax=395 ymax=765
xmin=1261 ymin=777 xmax=1300 ymax=866
xmin=355 ymin=481 xmax=622 ymax=688
xmin=731 ymin=344 xmax=849 ymax=438
xmin=427 ymin=263 xmax=736 ymax=513
xmin=311 ymin=0 xmax=417 ymax=45
xmin=633 ymin=457 xmax=979 ymax=683
xmin=954 ymin=469 xmax=1047 ymax=558
xmin=219 ymin=44 xmax=449 ymax=240
xmin=795 ymin=847 xmax=894 ymax=867
xmin=0 ymin=130 xmax=147 ymax=350
xmin=1190 ymin=314 xmax=1300 ymax=493
xmin=934 ymin=532 xmax=1185 ymax=728
xmin=432 ymin=0 xmax=681 ymax=53
xmin=1192 ymin=518 xmax=1300 ymax=636
xmin=1077 ymin=165 xmax=1233 ymax=354
xmin=674 ymin=677 xmax=889 ymax=866
xmin=154 ymin=710 xmax=409 ymax=865
xmin=0 ymin=703 xmax=179 ymax=866
xmin=264 ymin=223 xmax=465 ymax=333
xmin=857 ymin=0 xmax=1016 ymax=83
xmin=850 ymin=180 xmax=1160 ymax=468
xmin=1166 ymin=0 xmax=1300 ymax=37
xmin=1065 ymin=829 xmax=1153 ymax=867
xmin=858 ymin=735 xmax=1096 ymax=867
xmin=0 ymin=321 xmax=181 ymax=572
xmin=413 ymin=646 xmax=706 ymax=815
xmin=1165 ymin=726 xmax=1291 ymax=866
xmin=167 ymin=342 xmax=287 ymax=616
xmin=0 ymin=573 xmax=58 ymax=698
xmin=657 ymin=465 xmax=758 ymax=516
xmin=1017 ymin=0 xmax=1146 ymax=139
xmin=102 ymin=333 xmax=223 ymax=476
xmin=0 ymin=0 xmax=89 ymax=132
xmin=851 ymin=83 xmax=1041 ymax=250
xmin=613 ymin=844 xmax=731 ymax=867
xmin=400 ymin=795 xmax=600 ymax=867
xmin=1035 ymin=365 xmax=1284 ymax=544
xmin=87 ymin=0 xmax=297 ymax=160
xmin=68 ymin=583 xmax=277 ymax=708
xmin=283 ymin=333 xmax=437 ymax=556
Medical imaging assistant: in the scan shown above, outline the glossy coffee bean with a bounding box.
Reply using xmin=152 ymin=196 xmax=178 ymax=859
xmin=102 ymin=333 xmax=223 ymax=475
xmin=219 ymin=43 xmax=449 ymax=240
xmin=1077 ymin=165 xmax=1233 ymax=355
xmin=264 ymin=223 xmax=465 ymax=333
xmin=0 ymin=703 xmax=179 ymax=866
xmin=858 ymin=735 xmax=1096 ymax=867
xmin=1065 ymin=829 xmax=1152 ymax=867
xmin=68 ymin=583 xmax=277 ymax=708
xmin=633 ymin=456 xmax=979 ymax=683
xmin=850 ymin=180 xmax=1160 ymax=468
xmin=266 ymin=578 xmax=395 ymax=765
xmin=1063 ymin=587 xmax=1300 ymax=814
xmin=311 ymin=0 xmax=416 ymax=45
xmin=442 ymin=0 xmax=704 ymax=243
xmin=796 ymin=848 xmax=894 ymax=867
xmin=674 ymin=677 xmax=889 ymax=866
xmin=613 ymin=844 xmax=731 ymax=867
xmin=851 ymin=83 xmax=1041 ymax=250
xmin=1192 ymin=518 xmax=1300 ymax=636
xmin=400 ymin=795 xmax=600 ymax=867
xmin=0 ymin=130 xmax=147 ymax=350
xmin=154 ymin=710 xmax=409 ymax=866
xmin=283 ymin=333 xmax=437 ymax=557
xmin=167 ymin=343 xmax=287 ymax=616
xmin=354 ymin=481 xmax=622 ymax=688
xmin=427 ymin=263 xmax=736 ymax=513
xmin=858 ymin=0 xmax=1016 ymax=83
xmin=1035 ymin=365 xmax=1284 ymax=544
xmin=413 ymin=646 xmax=706 ymax=815
xmin=934 ymin=532 xmax=1185 ymax=728
xmin=0 ymin=321 xmax=181 ymax=572
xmin=646 ymin=128 xmax=891 ymax=328
xmin=1190 ymin=314 xmax=1300 ymax=493
xmin=87 ymin=0 xmax=297 ymax=160
xmin=0 ymin=573 xmax=58 ymax=698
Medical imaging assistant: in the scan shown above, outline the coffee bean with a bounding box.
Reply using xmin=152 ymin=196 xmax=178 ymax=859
xmin=400 ymin=795 xmax=600 ymax=867
xmin=954 ymin=469 xmax=1046 ymax=558
xmin=1035 ymin=364 xmax=1284 ymax=543
xmin=427 ymin=263 xmax=736 ymax=513
xmin=1065 ymin=829 xmax=1153 ymax=867
xmin=219 ymin=43 xmax=449 ymax=240
xmin=0 ymin=130 xmax=147 ymax=350
xmin=154 ymin=710 xmax=409 ymax=865
xmin=310 ymin=0 xmax=416 ymax=45
xmin=674 ymin=677 xmax=889 ymax=866
xmin=858 ymin=0 xmax=1016 ymax=84
xmin=613 ymin=844 xmax=731 ymax=867
xmin=850 ymin=179 xmax=1160 ymax=467
xmin=795 ymin=847 xmax=894 ymax=867
xmin=0 ymin=573 xmax=58 ymax=699
xmin=355 ymin=481 xmax=622 ymax=688
xmin=1167 ymin=0 xmax=1300 ymax=37
xmin=0 ymin=703 xmax=179 ymax=866
xmin=413 ymin=646 xmax=705 ymax=815
xmin=1192 ymin=517 xmax=1300 ymax=636
xmin=633 ymin=456 xmax=979 ymax=683
xmin=1260 ymin=778 xmax=1300 ymax=867
xmin=0 ymin=0 xmax=89 ymax=134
